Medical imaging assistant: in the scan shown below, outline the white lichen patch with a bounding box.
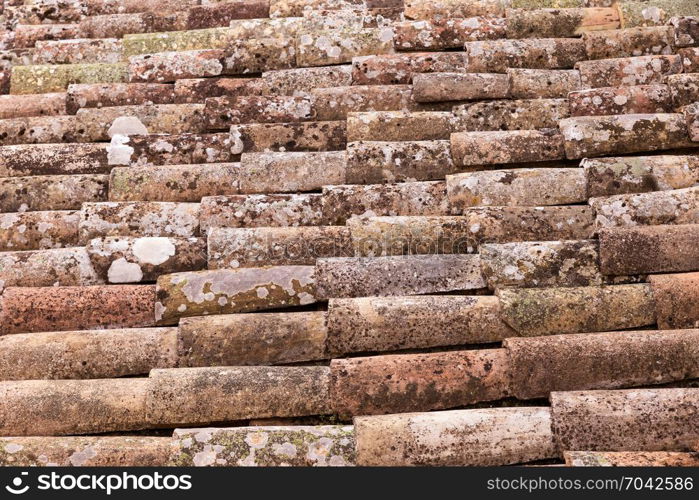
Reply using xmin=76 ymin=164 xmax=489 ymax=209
xmin=106 ymin=134 xmax=135 ymax=166
xmin=108 ymin=116 xmax=148 ymax=138
xmin=107 ymin=257 xmax=143 ymax=283
xmin=132 ymin=237 xmax=176 ymax=265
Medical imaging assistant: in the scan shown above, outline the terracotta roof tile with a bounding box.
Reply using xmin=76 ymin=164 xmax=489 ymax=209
xmin=326 ymin=295 xmax=515 ymax=354
xmin=668 ymin=73 xmax=699 ymax=109
xmin=669 ymin=16 xmax=699 ymax=47
xmin=506 ymin=7 xmax=620 ymax=39
xmin=128 ymin=49 xmax=225 ymax=83
xmin=352 ymin=52 xmax=465 ymax=85
xmin=345 ymin=140 xmax=456 ymax=183
xmin=599 ymin=224 xmax=699 ymax=275
xmin=207 ymin=226 xmax=352 ymax=267
xmin=582 ymin=155 xmax=699 ymax=197
xmin=66 ymin=82 xmax=175 ymax=114
xmin=618 ymin=1 xmax=697 ymax=29
xmin=314 ymin=254 xmax=485 ymax=298
xmin=506 ymin=330 xmax=699 ymax=399
xmin=575 ymin=54 xmax=682 ymax=88
xmin=171 ymin=425 xmax=354 ymax=466
xmin=452 ymin=129 xmax=566 ymax=166
xmin=79 ymin=201 xmax=200 ymax=242
xmin=454 ymin=97 xmax=570 ymax=130
xmin=393 ymin=17 xmax=505 ymax=51
xmin=347 ymin=110 xmax=456 ymax=141
xmin=0 ymin=142 xmax=105 ymax=177
xmin=330 ymin=349 xmax=510 ymax=416
xmin=497 ymin=284 xmax=656 ymax=336
xmin=354 ymin=407 xmax=556 ymax=466
xmin=551 ymin=388 xmax=699 ymax=452
xmin=33 ymin=38 xmax=123 ymax=65
xmin=185 ymin=0 xmax=270 ymax=30
xmin=413 ymin=72 xmax=509 ymax=102
xmin=0 ymin=246 xmax=101 ymax=289
xmin=560 ymin=113 xmax=690 ymax=158
xmin=296 ymin=27 xmax=395 ymax=67
xmin=565 ymin=450 xmax=699 ymax=467
xmin=0 ymin=92 xmax=66 ymax=119
xmin=481 ymin=239 xmax=603 ymax=288
xmin=145 ymin=366 xmax=331 ymax=426
xmin=568 ymin=84 xmax=673 ymax=117
xmin=239 ymin=151 xmax=347 ymax=193
xmin=172 ymin=77 xmax=260 ymax=102
xmin=206 ymin=95 xmax=315 ymax=129
xmin=10 ymin=62 xmax=128 ymax=94
xmin=261 ymin=64 xmax=352 ymax=95
xmin=507 ymin=68 xmax=582 ymax=98
xmin=463 ymin=38 xmax=587 ymax=72
xmin=0 ymin=378 xmax=150 ymax=435
xmin=177 ymin=311 xmax=328 ymax=366
xmin=75 ymin=103 xmax=207 ymax=139
xmin=122 ymin=132 xmax=240 ymax=165
xmin=154 ymin=266 xmax=317 ymax=323
xmin=650 ymin=272 xmax=699 ymax=329
xmin=589 ymin=186 xmax=699 ymax=228
xmin=229 ymin=120 xmax=347 ymax=153
xmin=447 ymin=168 xmax=586 ymax=208
xmin=78 ymin=12 xmax=183 ymax=39
xmin=1 ymin=0 xmax=698 ymax=465
xmin=678 ymin=46 xmax=699 ymax=71
xmin=11 ymin=23 xmax=80 ymax=49
xmin=404 ymin=0 xmax=507 ymax=20
xmin=200 ymin=193 xmax=326 ymax=230
xmin=685 ymin=101 xmax=699 ymax=140
xmin=583 ymin=26 xmax=675 ymax=60
xmin=321 ymin=181 xmax=450 ymax=222
xmin=0 ymin=114 xmax=86 ymax=145
xmin=0 ymin=174 xmax=107 ymax=211
xmin=0 ymin=327 xmax=177 ymax=380
xmin=271 ymin=0 xmax=363 ymax=18
xmin=0 ymin=284 xmax=156 ymax=335
xmin=0 ymin=436 xmax=176 ymax=466
xmin=86 ymin=235 xmax=207 ymax=282
xmin=122 ymin=19 xmax=301 ymax=56
xmin=0 ymin=210 xmax=79 ymax=251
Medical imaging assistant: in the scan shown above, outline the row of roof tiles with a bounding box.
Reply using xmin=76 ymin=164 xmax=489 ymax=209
xmin=0 ymin=260 xmax=699 ymax=332
xmin=5 ymin=26 xmax=699 ymax=93
xmin=1 ymin=387 xmax=697 ymax=466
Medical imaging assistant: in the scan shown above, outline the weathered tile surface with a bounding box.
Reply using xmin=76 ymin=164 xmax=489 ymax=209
xmin=506 ymin=331 xmax=699 ymax=399
xmin=551 ymin=389 xmax=699 ymax=452
xmin=497 ymin=284 xmax=656 ymax=336
xmin=0 ymin=436 xmax=176 ymax=466
xmin=326 ymin=295 xmax=515 ymax=355
xmin=447 ymin=168 xmax=586 ymax=209
xmin=208 ymin=226 xmax=352 ymax=268
xmin=599 ymin=224 xmax=699 ymax=275
xmin=0 ymin=328 xmax=177 ymax=381
xmin=331 ymin=349 xmax=510 ymax=416
xmin=86 ymin=236 xmax=206 ymax=283
xmin=178 ymin=311 xmax=328 ymax=367
xmin=355 ymin=407 xmax=557 ymax=466
xmin=345 ymin=141 xmax=457 ymax=183
xmin=481 ymin=240 xmax=603 ymax=289
xmin=146 ymin=366 xmax=331 ymax=426
xmin=170 ymin=426 xmax=354 ymax=466
xmin=315 ymin=254 xmax=486 ymax=299
xmin=154 ymin=266 xmax=317 ymax=324
xmin=0 ymin=0 xmax=697 ymax=461
xmin=0 ymin=285 xmax=156 ymax=335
